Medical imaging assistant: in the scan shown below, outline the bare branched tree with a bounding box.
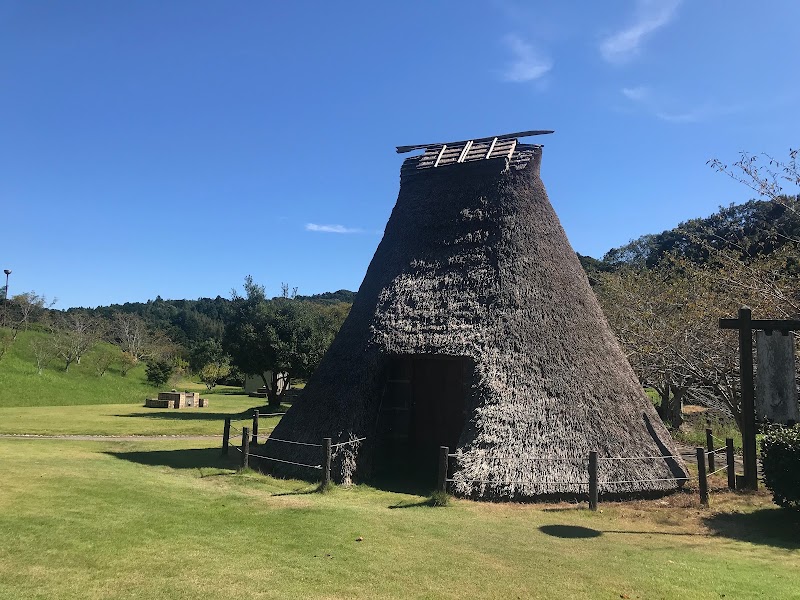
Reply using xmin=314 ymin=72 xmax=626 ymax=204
xmin=709 ymin=149 xmax=799 ymax=206
xmin=30 ymin=337 xmax=55 ymax=375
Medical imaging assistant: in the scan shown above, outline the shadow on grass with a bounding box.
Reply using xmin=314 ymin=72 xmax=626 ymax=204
xmin=366 ymin=475 xmax=437 ymax=499
xmin=105 ymin=447 xmax=234 ymax=471
xmin=388 ymin=498 xmax=441 ymax=509
xmin=272 ymin=487 xmax=322 ymax=497
xmin=539 ymin=525 xmax=602 ymax=538
xmin=703 ymin=508 xmax=800 ymax=549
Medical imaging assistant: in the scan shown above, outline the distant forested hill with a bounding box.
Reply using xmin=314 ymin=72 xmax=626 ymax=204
xmin=71 ymin=290 xmax=355 ymax=348
xmin=579 ymin=195 xmax=800 ymax=277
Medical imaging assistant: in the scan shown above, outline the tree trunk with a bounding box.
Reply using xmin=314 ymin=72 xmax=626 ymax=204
xmin=268 ymin=371 xmax=282 ymax=409
xmin=670 ymin=386 xmax=686 ymax=429
xmin=657 ymin=381 xmax=670 ymax=422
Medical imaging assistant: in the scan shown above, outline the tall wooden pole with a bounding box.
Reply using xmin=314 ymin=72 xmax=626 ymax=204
xmin=241 ymin=427 xmax=250 ymax=470
xmin=696 ymin=447 xmax=709 ymax=507
xmin=588 ymin=451 xmax=598 ymax=511
xmin=438 ymin=446 xmax=449 ymax=494
xmin=252 ymin=409 xmax=259 ymax=445
xmin=705 ymin=428 xmax=715 ymax=472
xmin=221 ymin=418 xmax=231 ymax=456
xmin=725 ymin=438 xmax=736 ymax=490
xmin=738 ymin=307 xmax=758 ymax=490
xmin=322 ymin=438 xmax=332 ymax=489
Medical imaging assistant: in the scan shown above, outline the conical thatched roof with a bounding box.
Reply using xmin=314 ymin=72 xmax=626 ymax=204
xmin=260 ymin=131 xmax=688 ymax=499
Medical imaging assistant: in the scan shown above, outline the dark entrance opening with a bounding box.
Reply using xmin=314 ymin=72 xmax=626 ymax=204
xmin=376 ymin=355 xmax=471 ymax=486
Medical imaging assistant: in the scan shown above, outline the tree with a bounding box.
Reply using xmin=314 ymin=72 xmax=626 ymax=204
xmin=198 ymin=359 xmax=231 ymax=391
xmin=109 ymin=312 xmax=175 ymax=364
xmin=118 ymin=351 xmax=137 ymax=377
xmin=54 ymin=312 xmax=103 ymax=367
xmin=5 ymin=292 xmax=55 ymax=338
xmin=92 ymin=347 xmax=115 ymax=377
xmin=597 ymin=250 xmax=799 ymax=431
xmin=30 ymin=337 xmax=54 ymax=375
xmin=224 ymin=276 xmax=345 ymax=408
xmin=188 ymin=339 xmax=227 ymax=373
xmin=709 ymin=149 xmax=799 ymax=207
xmin=0 ymin=329 xmax=13 ymax=362
xmin=145 ymin=360 xmax=174 ymax=388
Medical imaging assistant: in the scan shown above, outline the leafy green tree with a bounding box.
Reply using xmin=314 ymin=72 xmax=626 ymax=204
xmin=145 ymin=359 xmax=174 ymax=388
xmin=199 ymin=359 xmax=231 ymax=391
xmin=224 ymin=276 xmax=346 ymax=408
xmin=189 ymin=339 xmax=227 ymax=373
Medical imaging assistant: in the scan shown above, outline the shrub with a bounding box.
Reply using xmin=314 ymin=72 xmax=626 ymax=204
xmin=429 ymin=490 xmax=451 ymax=507
xmin=145 ymin=359 xmax=174 ymax=388
xmin=761 ymin=424 xmax=800 ymax=510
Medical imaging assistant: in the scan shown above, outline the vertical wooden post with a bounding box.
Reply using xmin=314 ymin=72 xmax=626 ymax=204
xmin=221 ymin=418 xmax=231 ymax=456
xmin=438 ymin=446 xmax=449 ymax=494
xmin=241 ymin=427 xmax=250 ymax=470
xmin=322 ymin=438 xmax=332 ymax=489
xmin=252 ymin=409 xmax=259 ymax=445
xmin=588 ymin=451 xmax=598 ymax=511
xmin=726 ymin=438 xmax=736 ymax=490
xmin=696 ymin=447 xmax=708 ymax=507
xmin=706 ymin=428 xmax=715 ymax=472
xmin=738 ymin=307 xmax=758 ymax=490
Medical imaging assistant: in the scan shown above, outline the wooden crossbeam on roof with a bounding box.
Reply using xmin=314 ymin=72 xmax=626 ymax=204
xmin=396 ymin=129 xmax=554 ymax=154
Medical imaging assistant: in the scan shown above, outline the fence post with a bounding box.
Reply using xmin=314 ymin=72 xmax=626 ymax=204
xmin=726 ymin=438 xmax=736 ymax=490
xmin=321 ymin=438 xmax=332 ymax=489
xmin=438 ymin=446 xmax=449 ymax=494
xmin=252 ymin=409 xmax=259 ymax=445
xmin=706 ymin=428 xmax=715 ymax=472
xmin=241 ymin=427 xmax=250 ymax=470
xmin=696 ymin=447 xmax=708 ymax=506
xmin=588 ymin=451 xmax=598 ymax=511
xmin=221 ymin=418 xmax=231 ymax=456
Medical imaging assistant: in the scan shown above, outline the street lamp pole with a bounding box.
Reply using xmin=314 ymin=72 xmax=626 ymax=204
xmin=2 ymin=269 xmax=9 ymax=305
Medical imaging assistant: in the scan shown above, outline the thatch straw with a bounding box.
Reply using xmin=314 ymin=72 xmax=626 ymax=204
xmin=260 ymin=142 xmax=688 ymax=498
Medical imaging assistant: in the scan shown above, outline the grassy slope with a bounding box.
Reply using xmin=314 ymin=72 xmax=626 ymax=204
xmin=0 ymin=438 xmax=798 ymax=600
xmin=0 ymin=329 xmax=258 ymax=410
xmin=0 ymin=329 xmax=155 ymax=407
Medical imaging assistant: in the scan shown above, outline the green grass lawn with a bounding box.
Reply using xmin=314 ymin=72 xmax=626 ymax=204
xmin=1 ymin=367 xmax=795 ymax=598
xmin=0 ymin=437 xmax=798 ymax=599
xmin=0 ymin=394 xmax=281 ymax=436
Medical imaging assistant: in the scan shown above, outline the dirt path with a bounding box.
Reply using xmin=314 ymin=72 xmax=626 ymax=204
xmin=0 ymin=434 xmax=219 ymax=441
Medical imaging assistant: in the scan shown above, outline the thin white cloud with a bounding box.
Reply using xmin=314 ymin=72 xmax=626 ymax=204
xmin=305 ymin=223 xmax=363 ymax=234
xmin=600 ymin=0 xmax=682 ymax=64
xmin=655 ymin=103 xmax=742 ymax=124
xmin=621 ymin=86 xmax=648 ymax=101
xmin=501 ymin=34 xmax=553 ymax=83
xmin=620 ymin=86 xmax=743 ymax=123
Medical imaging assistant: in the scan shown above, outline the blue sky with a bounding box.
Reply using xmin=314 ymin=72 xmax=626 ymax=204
xmin=2 ymin=0 xmax=799 ymax=308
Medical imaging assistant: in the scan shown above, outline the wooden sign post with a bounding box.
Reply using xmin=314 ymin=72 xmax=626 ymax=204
xmin=719 ymin=307 xmax=800 ymax=491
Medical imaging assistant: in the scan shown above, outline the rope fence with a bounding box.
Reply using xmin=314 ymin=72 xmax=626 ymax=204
xmin=246 ymin=451 xmax=322 ymax=470
xmin=265 ymin=437 xmax=323 ymax=448
xmin=221 ymin=415 xmax=744 ymax=506
xmin=219 ymin=417 xmax=369 ymax=490
xmin=331 ymin=436 xmax=367 ymax=448
xmin=446 ymin=479 xmax=589 ymax=486
xmin=438 ymin=437 xmax=743 ymax=510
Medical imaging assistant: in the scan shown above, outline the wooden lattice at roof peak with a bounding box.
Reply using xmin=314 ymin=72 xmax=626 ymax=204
xmin=396 ymin=129 xmax=554 ymax=170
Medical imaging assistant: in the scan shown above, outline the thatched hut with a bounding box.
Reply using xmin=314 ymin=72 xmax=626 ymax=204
xmin=261 ymin=130 xmax=688 ymax=499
